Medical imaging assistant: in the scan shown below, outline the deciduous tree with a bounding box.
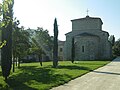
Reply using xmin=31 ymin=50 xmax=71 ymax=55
xmin=30 ymin=27 xmax=53 ymax=65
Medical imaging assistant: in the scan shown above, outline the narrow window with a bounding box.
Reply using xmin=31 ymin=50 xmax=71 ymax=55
xmin=82 ymin=46 xmax=84 ymax=52
xmin=60 ymin=48 xmax=63 ymax=52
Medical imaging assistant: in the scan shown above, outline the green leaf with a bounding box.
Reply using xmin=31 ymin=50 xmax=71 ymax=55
xmin=0 ymin=40 xmax=7 ymax=48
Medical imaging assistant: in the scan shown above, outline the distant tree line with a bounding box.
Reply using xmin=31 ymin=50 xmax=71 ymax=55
xmin=109 ymin=35 xmax=120 ymax=57
xmin=112 ymin=38 xmax=120 ymax=56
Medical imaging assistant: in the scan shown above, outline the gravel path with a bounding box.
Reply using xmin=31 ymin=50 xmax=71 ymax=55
xmin=51 ymin=57 xmax=120 ymax=90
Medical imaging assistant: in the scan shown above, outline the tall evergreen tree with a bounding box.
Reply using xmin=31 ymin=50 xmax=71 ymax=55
xmin=1 ymin=0 xmax=14 ymax=80
xmin=71 ymin=37 xmax=75 ymax=63
xmin=53 ymin=18 xmax=58 ymax=68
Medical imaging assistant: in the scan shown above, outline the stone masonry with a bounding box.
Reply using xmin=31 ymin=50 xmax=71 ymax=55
xmin=63 ymin=15 xmax=112 ymax=60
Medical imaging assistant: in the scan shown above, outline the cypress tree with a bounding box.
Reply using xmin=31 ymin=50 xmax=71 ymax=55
xmin=71 ymin=37 xmax=75 ymax=63
xmin=53 ymin=18 xmax=58 ymax=68
xmin=1 ymin=0 xmax=14 ymax=81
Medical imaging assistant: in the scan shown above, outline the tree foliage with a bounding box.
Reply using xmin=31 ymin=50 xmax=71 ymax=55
xmin=35 ymin=27 xmax=53 ymax=53
xmin=30 ymin=27 xmax=53 ymax=64
xmin=0 ymin=40 xmax=7 ymax=48
xmin=30 ymin=38 xmax=44 ymax=66
xmin=13 ymin=26 xmax=53 ymax=65
xmin=1 ymin=0 xmax=14 ymax=80
xmin=113 ymin=38 xmax=120 ymax=56
xmin=13 ymin=26 xmax=31 ymax=65
xmin=12 ymin=20 xmax=30 ymax=70
xmin=109 ymin=35 xmax=115 ymax=46
xmin=12 ymin=19 xmax=20 ymax=70
xmin=53 ymin=18 xmax=58 ymax=68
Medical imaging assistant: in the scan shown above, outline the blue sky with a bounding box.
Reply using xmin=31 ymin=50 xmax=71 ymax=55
xmin=7 ymin=0 xmax=120 ymax=40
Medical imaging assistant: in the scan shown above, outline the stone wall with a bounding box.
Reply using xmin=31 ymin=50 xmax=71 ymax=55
xmin=74 ymin=35 xmax=99 ymax=60
xmin=58 ymin=41 xmax=65 ymax=60
xmin=72 ymin=16 xmax=103 ymax=31
xmin=64 ymin=36 xmax=72 ymax=60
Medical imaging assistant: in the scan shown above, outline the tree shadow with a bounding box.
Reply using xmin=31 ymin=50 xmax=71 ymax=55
xmin=93 ymin=70 xmax=120 ymax=75
xmin=0 ymin=71 xmax=2 ymax=76
xmin=5 ymin=66 xmax=72 ymax=90
xmin=74 ymin=62 xmax=107 ymax=66
xmin=0 ymin=84 xmax=3 ymax=90
xmin=58 ymin=65 xmax=92 ymax=71
xmin=5 ymin=79 xmax=37 ymax=90
xmin=19 ymin=66 xmax=72 ymax=83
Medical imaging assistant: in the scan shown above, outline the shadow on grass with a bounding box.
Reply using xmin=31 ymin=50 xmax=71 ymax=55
xmin=5 ymin=66 xmax=72 ymax=90
xmin=0 ymin=68 xmax=38 ymax=90
xmin=58 ymin=65 xmax=92 ymax=71
xmin=0 ymin=84 xmax=3 ymax=90
xmin=5 ymin=80 xmax=37 ymax=90
xmin=20 ymin=66 xmax=72 ymax=83
xmin=0 ymin=71 xmax=2 ymax=76
xmin=74 ymin=61 xmax=110 ymax=66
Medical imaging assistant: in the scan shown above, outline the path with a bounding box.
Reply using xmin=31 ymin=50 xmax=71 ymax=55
xmin=51 ymin=57 xmax=120 ymax=90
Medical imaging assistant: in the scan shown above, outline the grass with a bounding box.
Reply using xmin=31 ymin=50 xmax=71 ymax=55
xmin=0 ymin=60 xmax=111 ymax=90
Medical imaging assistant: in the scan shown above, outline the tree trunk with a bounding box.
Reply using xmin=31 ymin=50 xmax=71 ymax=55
xmin=38 ymin=55 xmax=42 ymax=66
xmin=18 ymin=57 xmax=20 ymax=68
xmin=12 ymin=57 xmax=15 ymax=72
xmin=16 ymin=57 xmax=18 ymax=66
xmin=5 ymin=76 xmax=8 ymax=81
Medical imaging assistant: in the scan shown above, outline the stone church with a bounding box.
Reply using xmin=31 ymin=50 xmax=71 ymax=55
xmin=63 ymin=15 xmax=112 ymax=60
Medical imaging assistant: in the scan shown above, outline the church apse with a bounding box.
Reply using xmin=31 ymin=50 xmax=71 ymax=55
xmin=64 ymin=15 xmax=112 ymax=60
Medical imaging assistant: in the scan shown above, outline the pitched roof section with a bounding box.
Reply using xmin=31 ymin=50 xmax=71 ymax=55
xmin=71 ymin=16 xmax=103 ymax=24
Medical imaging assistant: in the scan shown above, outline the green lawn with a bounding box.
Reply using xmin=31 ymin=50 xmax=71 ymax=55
xmin=0 ymin=61 xmax=111 ymax=90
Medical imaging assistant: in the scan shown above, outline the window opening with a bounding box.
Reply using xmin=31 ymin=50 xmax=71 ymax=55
xmin=82 ymin=46 xmax=84 ymax=52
